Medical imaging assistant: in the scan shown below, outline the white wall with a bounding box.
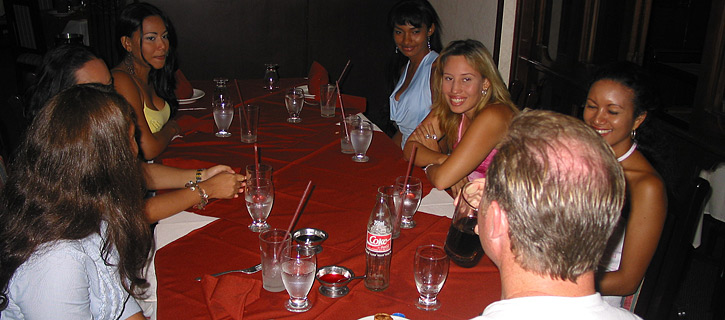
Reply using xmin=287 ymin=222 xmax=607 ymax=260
xmin=428 ymin=0 xmax=516 ymax=84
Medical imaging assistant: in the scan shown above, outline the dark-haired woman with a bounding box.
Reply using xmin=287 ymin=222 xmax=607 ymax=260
xmin=0 ymin=85 xmax=150 ymax=319
xmin=583 ymin=62 xmax=667 ymax=307
xmin=25 ymin=45 xmax=108 ymax=119
xmin=113 ymin=2 xmax=180 ymax=160
xmin=25 ymin=44 xmax=244 ymax=224
xmin=388 ymin=0 xmax=442 ymax=148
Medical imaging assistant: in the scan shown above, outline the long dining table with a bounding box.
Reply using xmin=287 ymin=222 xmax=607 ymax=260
xmin=152 ymin=78 xmax=502 ymax=319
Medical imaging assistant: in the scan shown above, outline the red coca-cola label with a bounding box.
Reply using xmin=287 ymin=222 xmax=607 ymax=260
xmin=366 ymin=232 xmax=391 ymax=253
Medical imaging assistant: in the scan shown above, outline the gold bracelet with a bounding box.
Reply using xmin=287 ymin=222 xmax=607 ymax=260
xmin=185 ymin=181 xmax=209 ymax=210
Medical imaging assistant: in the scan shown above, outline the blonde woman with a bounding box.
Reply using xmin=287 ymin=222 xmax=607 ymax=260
xmin=403 ymin=39 xmax=519 ymax=193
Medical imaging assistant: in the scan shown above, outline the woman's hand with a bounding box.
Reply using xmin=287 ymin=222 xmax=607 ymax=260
xmin=410 ymin=122 xmax=441 ymax=152
xmin=199 ymin=172 xmax=243 ymax=199
xmin=166 ymin=119 xmax=181 ymax=136
xmin=202 ymin=165 xmax=236 ymax=181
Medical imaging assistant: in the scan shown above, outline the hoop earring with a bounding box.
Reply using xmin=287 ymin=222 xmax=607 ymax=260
xmin=395 ymin=46 xmax=399 ymax=54
xmin=427 ymin=36 xmax=431 ymax=49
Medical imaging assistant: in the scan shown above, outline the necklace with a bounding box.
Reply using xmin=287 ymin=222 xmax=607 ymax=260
xmin=617 ymin=142 xmax=637 ymax=162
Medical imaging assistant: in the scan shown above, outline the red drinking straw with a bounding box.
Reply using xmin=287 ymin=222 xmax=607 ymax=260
xmin=325 ymin=60 xmax=351 ymax=109
xmin=404 ymin=145 xmax=417 ymax=184
xmin=286 ymin=180 xmax=313 ymax=235
xmin=235 ymin=79 xmax=251 ymax=131
xmin=336 ymin=80 xmax=350 ymax=140
xmin=336 ymin=60 xmax=351 ymax=85
xmin=254 ymin=143 xmax=261 ymax=185
xmin=399 ymin=145 xmax=417 ymax=222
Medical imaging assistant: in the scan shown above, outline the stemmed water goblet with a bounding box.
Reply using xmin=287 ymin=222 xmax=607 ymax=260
xmin=263 ymin=64 xmax=279 ymax=91
xmin=285 ymin=88 xmax=304 ymax=123
xmin=414 ymin=244 xmax=449 ymax=311
xmin=282 ymin=244 xmax=317 ymax=312
xmin=245 ymin=178 xmax=274 ymax=232
xmin=213 ymin=95 xmax=234 ymax=138
xmin=395 ymin=176 xmax=422 ymax=229
xmin=350 ymin=120 xmax=373 ymax=162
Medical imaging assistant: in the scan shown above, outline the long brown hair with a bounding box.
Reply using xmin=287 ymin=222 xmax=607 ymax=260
xmin=431 ymin=40 xmax=518 ymax=150
xmin=0 ymin=84 xmax=151 ymax=309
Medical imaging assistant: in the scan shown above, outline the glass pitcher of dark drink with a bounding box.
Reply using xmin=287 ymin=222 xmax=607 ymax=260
xmin=444 ymin=182 xmax=484 ymax=268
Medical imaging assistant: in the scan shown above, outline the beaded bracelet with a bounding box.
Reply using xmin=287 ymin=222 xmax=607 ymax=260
xmin=185 ymin=181 xmax=209 ymax=210
xmin=195 ymin=168 xmax=204 ymax=183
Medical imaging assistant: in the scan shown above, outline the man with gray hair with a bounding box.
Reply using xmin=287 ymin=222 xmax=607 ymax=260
xmin=472 ymin=110 xmax=641 ymax=319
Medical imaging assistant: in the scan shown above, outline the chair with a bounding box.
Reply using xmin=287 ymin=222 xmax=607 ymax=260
xmin=634 ymin=177 xmax=711 ymax=319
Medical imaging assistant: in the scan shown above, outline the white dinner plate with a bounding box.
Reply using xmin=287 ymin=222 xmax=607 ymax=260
xmin=178 ymin=89 xmax=205 ymax=105
xmin=295 ymin=85 xmax=316 ymax=99
xmin=357 ymin=315 xmax=406 ymax=320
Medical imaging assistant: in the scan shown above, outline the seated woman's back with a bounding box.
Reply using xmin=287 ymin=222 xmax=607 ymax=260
xmin=0 ymin=85 xmax=151 ymax=320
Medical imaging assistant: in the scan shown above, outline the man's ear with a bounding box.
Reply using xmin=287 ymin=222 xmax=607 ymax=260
xmin=487 ymin=200 xmax=508 ymax=240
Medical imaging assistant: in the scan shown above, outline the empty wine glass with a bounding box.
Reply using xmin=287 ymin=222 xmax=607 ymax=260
xmin=395 ymin=176 xmax=422 ymax=229
xmin=285 ymin=88 xmax=304 ymax=123
xmin=245 ymin=178 xmax=274 ymax=232
xmin=414 ymin=244 xmax=449 ymax=311
xmin=350 ymin=120 xmax=373 ymax=162
xmin=213 ymin=96 xmax=234 ymax=138
xmin=263 ymin=64 xmax=279 ymax=91
xmin=282 ymin=244 xmax=317 ymax=312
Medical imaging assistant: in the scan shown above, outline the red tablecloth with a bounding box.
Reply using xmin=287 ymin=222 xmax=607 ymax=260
xmin=154 ymin=79 xmax=501 ymax=319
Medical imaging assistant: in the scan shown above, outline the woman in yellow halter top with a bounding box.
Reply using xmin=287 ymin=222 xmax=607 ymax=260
xmin=112 ymin=3 xmax=181 ymax=160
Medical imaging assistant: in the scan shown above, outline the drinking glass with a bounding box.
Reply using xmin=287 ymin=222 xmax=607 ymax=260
xmin=444 ymin=181 xmax=485 ymax=267
xmin=246 ymin=163 xmax=272 ymax=182
xmin=263 ymin=64 xmax=279 ymax=91
xmin=340 ymin=114 xmax=358 ymax=154
xmin=282 ymin=244 xmax=317 ymax=312
xmin=395 ymin=176 xmax=422 ymax=229
xmin=414 ymin=244 xmax=449 ymax=311
xmin=245 ymin=178 xmax=274 ymax=232
xmin=213 ymin=96 xmax=234 ymax=138
xmin=350 ymin=120 xmax=373 ymax=162
xmin=285 ymin=88 xmax=304 ymax=123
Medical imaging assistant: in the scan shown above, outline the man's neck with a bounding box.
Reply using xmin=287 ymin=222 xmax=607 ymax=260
xmin=500 ymin=262 xmax=596 ymax=300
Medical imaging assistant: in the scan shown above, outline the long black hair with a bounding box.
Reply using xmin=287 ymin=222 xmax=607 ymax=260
xmin=116 ymin=2 xmax=179 ymax=116
xmin=0 ymin=84 xmax=151 ymax=310
xmin=386 ymin=0 xmax=443 ymax=91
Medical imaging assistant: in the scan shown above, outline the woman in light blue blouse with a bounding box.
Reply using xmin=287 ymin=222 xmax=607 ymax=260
xmin=388 ymin=0 xmax=442 ymax=148
xmin=0 ymin=85 xmax=150 ymax=320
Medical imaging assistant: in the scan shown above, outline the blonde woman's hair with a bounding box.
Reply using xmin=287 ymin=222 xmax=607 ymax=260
xmin=430 ymin=39 xmax=518 ymax=150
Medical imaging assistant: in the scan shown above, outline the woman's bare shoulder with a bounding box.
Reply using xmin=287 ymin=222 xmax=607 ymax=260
xmin=624 ymin=153 xmax=666 ymax=201
xmin=472 ymin=103 xmax=516 ymax=127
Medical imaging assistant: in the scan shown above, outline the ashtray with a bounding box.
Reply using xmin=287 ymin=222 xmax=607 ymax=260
xmin=316 ymin=265 xmax=356 ymax=298
xmin=292 ymin=228 xmax=328 ymax=254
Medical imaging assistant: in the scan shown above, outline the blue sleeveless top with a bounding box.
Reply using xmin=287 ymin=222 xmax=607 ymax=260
xmin=390 ymin=51 xmax=439 ymax=148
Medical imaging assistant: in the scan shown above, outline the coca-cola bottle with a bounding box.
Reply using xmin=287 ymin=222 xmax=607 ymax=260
xmin=365 ymin=187 xmax=393 ymax=291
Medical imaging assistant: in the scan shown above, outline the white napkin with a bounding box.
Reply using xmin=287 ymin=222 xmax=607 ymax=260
xmin=138 ymin=211 xmax=218 ymax=320
xmin=336 ymin=113 xmax=383 ymax=132
xmin=418 ymin=188 xmax=455 ymax=218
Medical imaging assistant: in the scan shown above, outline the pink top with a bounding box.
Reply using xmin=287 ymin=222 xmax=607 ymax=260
xmin=454 ymin=118 xmax=497 ymax=181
